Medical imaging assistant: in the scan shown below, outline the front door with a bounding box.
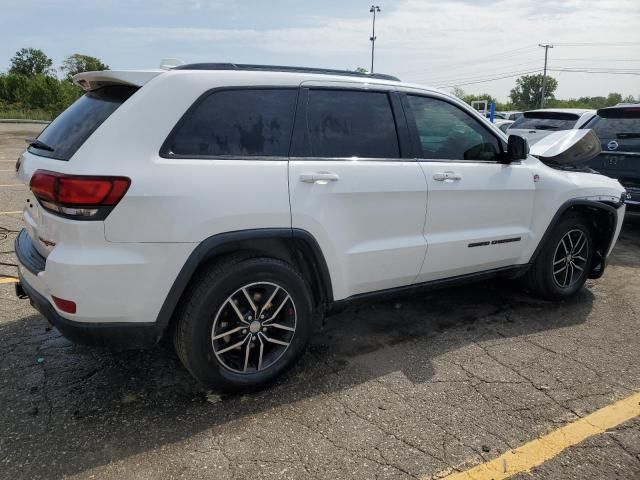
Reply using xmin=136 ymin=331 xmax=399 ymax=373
xmin=402 ymin=93 xmax=536 ymax=282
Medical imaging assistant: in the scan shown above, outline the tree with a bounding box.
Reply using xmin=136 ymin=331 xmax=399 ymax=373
xmin=9 ymin=48 xmax=54 ymax=77
xmin=509 ymin=74 xmax=558 ymax=110
xmin=61 ymin=54 xmax=109 ymax=80
xmin=607 ymin=92 xmax=622 ymax=106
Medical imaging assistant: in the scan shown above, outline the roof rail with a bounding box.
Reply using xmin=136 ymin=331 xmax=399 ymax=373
xmin=172 ymin=63 xmax=400 ymax=82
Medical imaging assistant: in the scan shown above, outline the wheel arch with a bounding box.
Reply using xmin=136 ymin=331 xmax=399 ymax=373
xmin=529 ymin=198 xmax=619 ymax=279
xmin=155 ymin=228 xmax=333 ymax=334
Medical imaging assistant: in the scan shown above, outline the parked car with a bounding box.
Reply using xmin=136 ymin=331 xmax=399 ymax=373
xmin=15 ymin=64 xmax=625 ymax=391
xmin=500 ymin=111 xmax=523 ymax=121
xmin=486 ymin=111 xmax=523 ymax=121
xmin=507 ymin=108 xmax=596 ymax=145
xmin=584 ymin=104 xmax=640 ymax=213
xmin=494 ymin=119 xmax=514 ymax=133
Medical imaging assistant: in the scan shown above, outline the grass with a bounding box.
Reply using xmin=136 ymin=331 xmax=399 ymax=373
xmin=0 ymin=108 xmax=54 ymax=121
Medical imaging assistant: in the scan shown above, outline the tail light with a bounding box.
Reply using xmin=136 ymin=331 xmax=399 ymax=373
xmin=52 ymin=296 xmax=77 ymax=314
xmin=30 ymin=170 xmax=130 ymax=220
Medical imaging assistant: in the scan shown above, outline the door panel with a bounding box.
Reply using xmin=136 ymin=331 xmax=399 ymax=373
xmin=402 ymin=93 xmax=535 ymax=282
xmin=289 ymin=160 xmax=427 ymax=299
xmin=416 ymin=161 xmax=534 ymax=282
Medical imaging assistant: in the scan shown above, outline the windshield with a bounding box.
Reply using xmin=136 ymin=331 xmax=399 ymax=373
xmin=28 ymin=85 xmax=138 ymax=161
xmin=510 ymin=112 xmax=579 ymax=131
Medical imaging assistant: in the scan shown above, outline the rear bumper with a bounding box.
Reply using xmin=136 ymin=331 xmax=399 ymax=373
xmin=18 ymin=273 xmax=161 ymax=349
xmin=15 ymin=228 xmax=173 ymax=349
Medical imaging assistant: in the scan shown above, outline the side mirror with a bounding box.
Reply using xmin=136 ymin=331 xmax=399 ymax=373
xmin=506 ymin=135 xmax=529 ymax=162
xmin=529 ymin=129 xmax=601 ymax=165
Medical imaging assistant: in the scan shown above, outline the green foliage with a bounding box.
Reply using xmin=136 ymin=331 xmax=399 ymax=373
xmin=0 ymin=48 xmax=105 ymax=120
xmin=9 ymin=48 xmax=54 ymax=77
xmin=0 ymin=73 xmax=82 ymax=118
xmin=509 ymin=74 xmax=558 ymax=110
xmin=61 ymin=54 xmax=109 ymax=81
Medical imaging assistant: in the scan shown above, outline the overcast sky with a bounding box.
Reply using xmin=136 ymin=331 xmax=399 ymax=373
xmin=1 ymin=0 xmax=639 ymax=102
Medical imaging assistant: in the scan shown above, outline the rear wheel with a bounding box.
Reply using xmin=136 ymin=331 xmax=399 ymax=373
xmin=174 ymin=256 xmax=313 ymax=392
xmin=524 ymin=215 xmax=593 ymax=300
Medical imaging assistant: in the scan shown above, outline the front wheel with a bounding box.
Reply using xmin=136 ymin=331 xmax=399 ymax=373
xmin=173 ymin=256 xmax=313 ymax=392
xmin=524 ymin=215 xmax=593 ymax=300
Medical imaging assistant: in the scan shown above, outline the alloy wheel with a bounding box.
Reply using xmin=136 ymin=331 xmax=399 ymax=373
xmin=211 ymin=282 xmax=297 ymax=373
xmin=552 ymin=229 xmax=589 ymax=288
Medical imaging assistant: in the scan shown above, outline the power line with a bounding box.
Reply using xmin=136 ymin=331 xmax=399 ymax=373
xmin=436 ymin=69 xmax=543 ymax=88
xmin=549 ymin=68 xmax=640 ymax=75
xmin=552 ymin=58 xmax=640 ymax=63
xmin=409 ymin=60 xmax=542 ymax=84
xmin=551 ymin=42 xmax=640 ymax=47
xmin=395 ymin=45 xmax=539 ymax=75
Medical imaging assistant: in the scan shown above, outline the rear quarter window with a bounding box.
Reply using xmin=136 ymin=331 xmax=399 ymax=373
xmin=29 ymin=85 xmax=138 ymax=161
xmin=163 ymin=88 xmax=298 ymax=157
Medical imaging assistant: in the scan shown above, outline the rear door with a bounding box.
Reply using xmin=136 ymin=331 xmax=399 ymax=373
xmin=402 ymin=93 xmax=536 ymax=282
xmin=288 ymin=85 xmax=427 ymax=300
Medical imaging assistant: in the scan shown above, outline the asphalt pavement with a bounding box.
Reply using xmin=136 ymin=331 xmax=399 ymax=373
xmin=0 ymin=123 xmax=638 ymax=479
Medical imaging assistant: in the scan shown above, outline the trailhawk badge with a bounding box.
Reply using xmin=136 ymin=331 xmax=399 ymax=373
xmin=607 ymin=140 xmax=619 ymax=151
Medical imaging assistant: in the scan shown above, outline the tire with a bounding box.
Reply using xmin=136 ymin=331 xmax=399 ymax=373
xmin=524 ymin=214 xmax=594 ymax=300
xmin=173 ymin=256 xmax=313 ymax=392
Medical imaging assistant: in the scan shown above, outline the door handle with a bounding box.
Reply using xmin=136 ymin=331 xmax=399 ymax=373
xmin=300 ymin=172 xmax=340 ymax=184
xmin=433 ymin=171 xmax=462 ymax=182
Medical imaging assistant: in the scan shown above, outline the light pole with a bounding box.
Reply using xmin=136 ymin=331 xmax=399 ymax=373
xmin=539 ymin=43 xmax=553 ymax=108
xmin=370 ymin=5 xmax=380 ymax=73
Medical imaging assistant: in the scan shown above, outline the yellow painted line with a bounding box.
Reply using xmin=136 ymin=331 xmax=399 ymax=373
xmin=437 ymin=391 xmax=640 ymax=480
xmin=0 ymin=211 xmax=22 ymax=215
xmin=0 ymin=277 xmax=18 ymax=284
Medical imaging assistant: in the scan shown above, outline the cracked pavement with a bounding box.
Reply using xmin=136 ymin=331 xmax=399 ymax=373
xmin=0 ymin=123 xmax=639 ymax=479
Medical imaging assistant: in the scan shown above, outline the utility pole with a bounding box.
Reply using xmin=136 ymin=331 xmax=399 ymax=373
xmin=539 ymin=43 xmax=553 ymax=108
xmin=370 ymin=5 xmax=380 ymax=73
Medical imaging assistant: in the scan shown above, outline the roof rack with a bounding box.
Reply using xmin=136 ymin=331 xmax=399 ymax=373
xmin=172 ymin=63 xmax=400 ymax=82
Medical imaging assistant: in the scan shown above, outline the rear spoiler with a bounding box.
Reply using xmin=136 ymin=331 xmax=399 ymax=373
xmin=73 ymin=70 xmax=164 ymax=92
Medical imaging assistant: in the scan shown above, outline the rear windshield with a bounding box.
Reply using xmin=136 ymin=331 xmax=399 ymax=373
xmin=510 ymin=112 xmax=579 ymax=131
xmin=586 ymin=115 xmax=640 ymax=153
xmin=29 ymin=85 xmax=138 ymax=161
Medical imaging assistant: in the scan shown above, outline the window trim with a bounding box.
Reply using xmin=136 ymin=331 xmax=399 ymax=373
xmin=289 ymin=86 xmax=413 ymax=161
xmin=159 ymin=86 xmax=300 ymax=160
xmin=400 ymin=92 xmax=510 ymax=164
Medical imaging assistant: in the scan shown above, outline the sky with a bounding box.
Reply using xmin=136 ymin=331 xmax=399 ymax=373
xmin=1 ymin=0 xmax=639 ymax=102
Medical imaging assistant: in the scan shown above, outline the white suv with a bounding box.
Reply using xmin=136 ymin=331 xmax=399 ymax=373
xmin=15 ymin=64 xmax=626 ymax=391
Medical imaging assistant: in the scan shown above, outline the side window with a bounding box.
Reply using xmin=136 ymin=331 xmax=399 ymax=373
xmin=306 ymin=90 xmax=400 ymax=158
xmin=166 ymin=89 xmax=297 ymax=157
xmin=407 ymin=95 xmax=502 ymax=161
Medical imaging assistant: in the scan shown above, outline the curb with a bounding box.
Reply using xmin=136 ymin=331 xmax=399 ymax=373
xmin=0 ymin=119 xmax=51 ymax=125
